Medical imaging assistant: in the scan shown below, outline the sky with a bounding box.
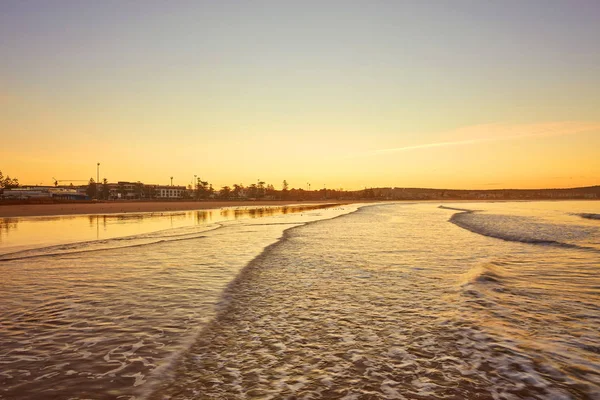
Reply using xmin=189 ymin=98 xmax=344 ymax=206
xmin=1 ymin=0 xmax=599 ymax=190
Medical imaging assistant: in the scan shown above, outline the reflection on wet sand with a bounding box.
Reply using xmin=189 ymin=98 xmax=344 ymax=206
xmin=0 ymin=220 xmax=18 ymax=243
xmin=0 ymin=203 xmax=345 ymax=254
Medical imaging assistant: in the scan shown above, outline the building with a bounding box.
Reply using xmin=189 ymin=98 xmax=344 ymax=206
xmin=1 ymin=187 xmax=52 ymax=199
xmin=155 ymin=185 xmax=187 ymax=199
xmin=94 ymin=182 xmax=188 ymax=200
xmin=97 ymin=182 xmax=144 ymax=200
xmin=50 ymin=187 xmax=89 ymax=200
xmin=1 ymin=187 xmax=89 ymax=200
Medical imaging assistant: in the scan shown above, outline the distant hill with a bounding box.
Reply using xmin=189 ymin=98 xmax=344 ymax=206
xmin=368 ymin=185 xmax=600 ymax=200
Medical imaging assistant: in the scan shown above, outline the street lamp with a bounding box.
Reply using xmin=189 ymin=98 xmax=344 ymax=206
xmin=170 ymin=176 xmax=173 ymax=186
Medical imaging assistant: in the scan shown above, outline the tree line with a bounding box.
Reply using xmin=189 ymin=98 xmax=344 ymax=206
xmin=0 ymin=170 xmax=379 ymax=201
xmin=86 ymin=178 xmax=111 ymax=199
xmin=84 ymin=177 xmax=380 ymax=201
xmin=188 ymin=179 xmax=380 ymax=201
xmin=0 ymin=170 xmax=19 ymax=189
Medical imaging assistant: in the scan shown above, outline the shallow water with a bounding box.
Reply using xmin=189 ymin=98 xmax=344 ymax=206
xmin=0 ymin=204 xmax=353 ymax=399
xmin=1 ymin=201 xmax=599 ymax=399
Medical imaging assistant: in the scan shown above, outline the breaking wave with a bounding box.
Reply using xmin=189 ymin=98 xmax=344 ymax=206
xmin=575 ymin=213 xmax=600 ymax=220
xmin=463 ymin=263 xmax=506 ymax=286
xmin=448 ymin=210 xmax=600 ymax=252
xmin=138 ymin=205 xmax=367 ymax=400
xmin=0 ymin=224 xmax=224 ymax=262
xmin=438 ymin=205 xmax=477 ymax=212
xmin=146 ymin=202 xmax=600 ymax=400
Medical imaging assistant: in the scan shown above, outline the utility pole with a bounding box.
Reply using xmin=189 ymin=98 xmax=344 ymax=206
xmin=96 ymin=162 xmax=100 ymax=199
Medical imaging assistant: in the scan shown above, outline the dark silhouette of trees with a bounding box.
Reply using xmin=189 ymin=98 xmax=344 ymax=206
xmin=257 ymin=181 xmax=265 ymax=198
xmin=0 ymin=170 xmax=19 ymax=189
xmin=86 ymin=178 xmax=97 ymax=198
xmin=195 ymin=177 xmax=201 ymax=200
xmin=265 ymin=184 xmax=275 ymax=198
xmin=232 ymin=184 xmax=244 ymax=199
xmin=197 ymin=179 xmax=209 ymax=199
xmin=220 ymin=186 xmax=231 ymax=199
xmin=281 ymin=180 xmax=289 ymax=199
xmin=247 ymin=184 xmax=258 ymax=198
xmin=102 ymin=178 xmax=109 ymax=200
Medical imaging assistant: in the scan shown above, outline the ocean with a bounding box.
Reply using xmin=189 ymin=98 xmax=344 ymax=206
xmin=1 ymin=201 xmax=599 ymax=399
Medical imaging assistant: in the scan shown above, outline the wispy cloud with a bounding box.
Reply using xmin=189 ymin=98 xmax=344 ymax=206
xmin=368 ymin=121 xmax=600 ymax=156
xmin=374 ymin=138 xmax=482 ymax=154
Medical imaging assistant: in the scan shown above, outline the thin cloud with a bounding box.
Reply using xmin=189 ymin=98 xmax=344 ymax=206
xmin=369 ymin=121 xmax=600 ymax=156
xmin=375 ymin=138 xmax=483 ymax=154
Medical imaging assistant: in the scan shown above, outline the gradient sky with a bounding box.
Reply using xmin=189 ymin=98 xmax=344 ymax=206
xmin=1 ymin=0 xmax=599 ymax=190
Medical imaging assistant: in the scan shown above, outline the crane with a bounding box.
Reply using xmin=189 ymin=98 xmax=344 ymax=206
xmin=52 ymin=177 xmax=89 ymax=187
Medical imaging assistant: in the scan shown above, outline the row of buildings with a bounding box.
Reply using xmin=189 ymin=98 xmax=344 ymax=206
xmin=2 ymin=182 xmax=598 ymax=201
xmin=99 ymin=182 xmax=188 ymax=200
xmin=1 ymin=182 xmax=189 ymax=201
xmin=0 ymin=187 xmax=89 ymax=201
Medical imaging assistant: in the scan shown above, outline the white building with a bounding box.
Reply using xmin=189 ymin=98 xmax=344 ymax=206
xmin=155 ymin=185 xmax=186 ymax=199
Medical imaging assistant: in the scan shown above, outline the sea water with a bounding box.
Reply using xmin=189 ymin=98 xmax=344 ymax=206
xmin=1 ymin=201 xmax=599 ymax=399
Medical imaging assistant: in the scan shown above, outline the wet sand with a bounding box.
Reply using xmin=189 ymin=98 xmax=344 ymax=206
xmin=0 ymin=200 xmax=352 ymax=218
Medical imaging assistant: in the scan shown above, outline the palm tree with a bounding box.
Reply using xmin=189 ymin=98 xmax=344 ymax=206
xmin=257 ymin=181 xmax=266 ymax=198
xmin=102 ymin=178 xmax=109 ymax=200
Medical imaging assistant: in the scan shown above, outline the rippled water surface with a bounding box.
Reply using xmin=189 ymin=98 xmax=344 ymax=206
xmin=1 ymin=201 xmax=599 ymax=399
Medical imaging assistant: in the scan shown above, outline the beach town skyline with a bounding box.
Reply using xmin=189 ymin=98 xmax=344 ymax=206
xmin=1 ymin=166 xmax=599 ymax=195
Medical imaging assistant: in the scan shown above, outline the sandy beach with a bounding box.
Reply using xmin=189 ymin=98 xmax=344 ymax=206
xmin=0 ymin=200 xmax=353 ymax=218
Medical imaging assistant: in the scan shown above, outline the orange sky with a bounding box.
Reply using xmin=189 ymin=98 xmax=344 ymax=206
xmin=2 ymin=2 xmax=599 ymax=190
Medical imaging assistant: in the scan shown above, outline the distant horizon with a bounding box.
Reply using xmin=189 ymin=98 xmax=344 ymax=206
xmin=7 ymin=179 xmax=600 ymax=193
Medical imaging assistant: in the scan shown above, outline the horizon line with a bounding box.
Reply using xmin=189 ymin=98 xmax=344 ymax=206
xmin=6 ymin=183 xmax=599 ymax=193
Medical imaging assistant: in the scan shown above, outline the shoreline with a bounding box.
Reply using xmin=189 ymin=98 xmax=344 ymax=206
xmin=0 ymin=198 xmax=596 ymax=219
xmin=0 ymin=200 xmax=358 ymax=218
